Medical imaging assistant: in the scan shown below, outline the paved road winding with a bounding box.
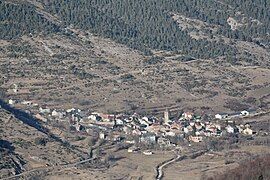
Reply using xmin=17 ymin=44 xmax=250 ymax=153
xmin=156 ymin=155 xmax=184 ymax=180
xmin=156 ymin=150 xmax=206 ymax=180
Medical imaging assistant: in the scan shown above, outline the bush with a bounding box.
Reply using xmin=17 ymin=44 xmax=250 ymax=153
xmin=34 ymin=137 xmax=48 ymax=146
xmin=87 ymin=137 xmax=98 ymax=147
xmin=145 ymin=56 xmax=164 ymax=64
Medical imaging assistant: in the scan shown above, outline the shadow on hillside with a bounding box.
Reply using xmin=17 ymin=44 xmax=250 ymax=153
xmin=0 ymin=99 xmax=62 ymax=142
xmin=0 ymin=139 xmax=15 ymax=152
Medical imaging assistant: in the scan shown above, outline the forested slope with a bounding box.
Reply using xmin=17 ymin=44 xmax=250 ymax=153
xmin=0 ymin=0 xmax=269 ymax=59
xmin=0 ymin=1 xmax=59 ymax=39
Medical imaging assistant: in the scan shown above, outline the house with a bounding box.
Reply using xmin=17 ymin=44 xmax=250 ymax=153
xmin=195 ymin=131 xmax=204 ymax=136
xmin=227 ymin=17 xmax=239 ymax=31
xmin=182 ymin=112 xmax=194 ymax=120
xmin=204 ymin=131 xmax=212 ymax=137
xmin=241 ymin=110 xmax=250 ymax=116
xmin=157 ymin=137 xmax=171 ymax=146
xmin=215 ymin=124 xmax=221 ymax=130
xmin=52 ymin=110 xmax=65 ymax=119
xmin=21 ymin=101 xmax=32 ymax=106
xmin=237 ymin=125 xmax=245 ymax=133
xmin=112 ymin=134 xmax=123 ymax=142
xmin=242 ymin=127 xmax=253 ymax=135
xmin=128 ymin=146 xmax=139 ymax=153
xmin=123 ymin=126 xmax=132 ymax=134
xmin=12 ymin=83 xmax=18 ymax=93
xmin=99 ymin=132 xmax=106 ymax=139
xmin=143 ymin=150 xmax=153 ymax=155
xmin=88 ymin=114 xmax=102 ymax=121
xmin=145 ymin=124 xmax=161 ymax=134
xmin=140 ymin=133 xmax=156 ymax=144
xmin=184 ymin=125 xmax=193 ymax=134
xmin=165 ymin=131 xmax=176 ymax=137
xmin=215 ymin=113 xmax=229 ymax=120
xmin=115 ymin=119 xmax=124 ymax=126
xmin=52 ymin=110 xmax=59 ymax=117
xmin=141 ymin=117 xmax=149 ymax=123
xmin=124 ymin=117 xmax=133 ymax=123
xmin=126 ymin=140 xmax=136 ymax=144
xmin=72 ymin=114 xmax=80 ymax=122
xmin=8 ymin=99 xmax=16 ymax=105
xmin=170 ymin=122 xmax=181 ymax=130
xmin=100 ymin=113 xmax=115 ymax=122
xmin=194 ymin=115 xmax=201 ymax=120
xmin=194 ymin=122 xmax=203 ymax=131
xmin=189 ymin=136 xmax=203 ymax=142
xmin=66 ymin=108 xmax=76 ymax=113
xmin=226 ymin=125 xmax=238 ymax=134
xmin=33 ymin=103 xmax=39 ymax=107
xmin=35 ymin=114 xmax=48 ymax=123
xmin=75 ymin=123 xmax=82 ymax=131
xmin=139 ymin=118 xmax=149 ymax=127
xmin=39 ymin=107 xmax=51 ymax=114
xmin=216 ymin=129 xmax=222 ymax=136
xmin=205 ymin=125 xmax=217 ymax=134
xmin=132 ymin=129 xmax=142 ymax=136
xmin=148 ymin=116 xmax=158 ymax=124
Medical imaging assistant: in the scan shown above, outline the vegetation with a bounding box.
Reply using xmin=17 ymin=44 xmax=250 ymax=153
xmin=0 ymin=1 xmax=59 ymax=39
xmin=205 ymin=154 xmax=270 ymax=180
xmin=1 ymin=0 xmax=269 ymax=59
xmin=44 ymin=0 xmax=238 ymax=58
xmin=34 ymin=137 xmax=48 ymax=146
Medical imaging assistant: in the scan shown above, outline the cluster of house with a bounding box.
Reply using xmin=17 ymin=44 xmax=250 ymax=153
xmin=82 ymin=110 xmax=257 ymax=154
xmin=214 ymin=109 xmax=258 ymax=120
xmin=8 ymin=99 xmax=84 ymax=125
xmin=8 ymin=98 xmax=258 ymax=151
xmin=60 ymin=110 xmax=255 ymax=145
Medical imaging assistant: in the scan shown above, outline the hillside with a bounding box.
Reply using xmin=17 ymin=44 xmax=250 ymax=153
xmin=0 ymin=0 xmax=270 ymax=114
xmin=1 ymin=0 xmax=269 ymax=56
xmin=0 ymin=1 xmax=270 ymax=180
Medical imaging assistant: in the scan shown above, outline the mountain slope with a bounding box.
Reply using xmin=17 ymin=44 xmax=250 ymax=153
xmin=0 ymin=0 xmax=269 ymax=114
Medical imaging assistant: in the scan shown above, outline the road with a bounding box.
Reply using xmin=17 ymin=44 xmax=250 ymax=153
xmin=156 ymin=150 xmax=206 ymax=180
xmin=1 ymin=140 xmax=117 ymax=180
xmin=2 ymin=157 xmax=94 ymax=180
xmin=156 ymin=155 xmax=184 ymax=180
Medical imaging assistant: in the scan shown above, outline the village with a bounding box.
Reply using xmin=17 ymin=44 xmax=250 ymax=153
xmin=7 ymin=92 xmax=265 ymax=157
